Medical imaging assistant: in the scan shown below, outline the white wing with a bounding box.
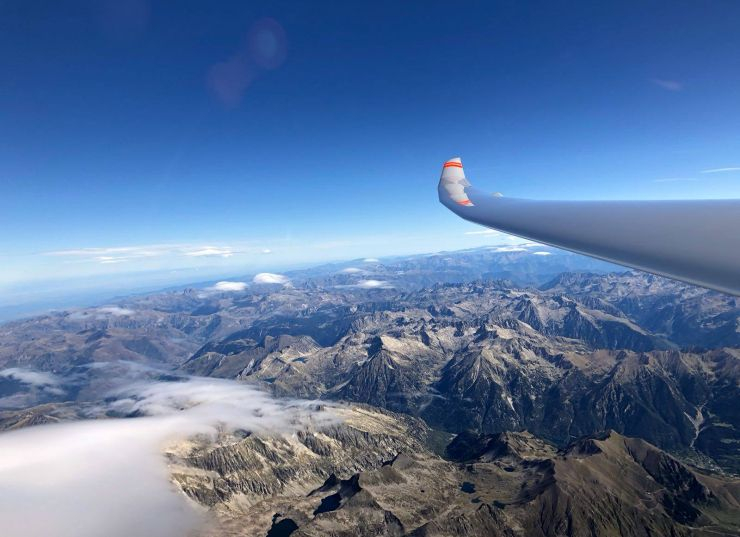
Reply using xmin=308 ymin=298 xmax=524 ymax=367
xmin=439 ymin=157 xmax=740 ymax=296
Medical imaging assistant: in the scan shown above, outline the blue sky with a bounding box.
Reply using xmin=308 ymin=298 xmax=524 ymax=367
xmin=2 ymin=1 xmax=740 ymax=293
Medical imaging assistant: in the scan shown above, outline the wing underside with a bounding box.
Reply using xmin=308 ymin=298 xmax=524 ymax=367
xmin=438 ymin=158 xmax=740 ymax=296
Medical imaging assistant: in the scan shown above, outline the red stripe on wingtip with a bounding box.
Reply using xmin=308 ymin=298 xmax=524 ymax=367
xmin=444 ymin=162 xmax=463 ymax=168
xmin=457 ymin=199 xmax=472 ymax=206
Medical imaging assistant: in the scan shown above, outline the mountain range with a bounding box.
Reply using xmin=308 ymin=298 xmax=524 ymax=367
xmin=0 ymin=245 xmax=737 ymax=536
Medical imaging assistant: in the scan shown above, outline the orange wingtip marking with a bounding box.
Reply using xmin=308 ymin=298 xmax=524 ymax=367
xmin=457 ymin=199 xmax=473 ymax=206
xmin=444 ymin=162 xmax=463 ymax=168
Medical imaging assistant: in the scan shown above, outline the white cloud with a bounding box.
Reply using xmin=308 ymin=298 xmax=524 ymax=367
xmin=44 ymin=243 xmax=255 ymax=265
xmin=66 ymin=306 xmax=135 ymax=322
xmin=47 ymin=246 xmax=160 ymax=257
xmin=0 ymin=368 xmax=62 ymax=389
xmin=353 ymin=279 xmax=392 ymax=289
xmin=0 ymin=368 xmax=65 ymax=400
xmin=340 ymin=267 xmax=364 ymax=274
xmin=464 ymin=229 xmax=501 ymax=236
xmin=98 ymin=306 xmax=135 ymax=316
xmin=47 ymin=245 xmax=169 ymax=266
xmin=362 ymin=258 xmax=380 ymax=263
xmin=261 ymin=249 xmax=272 ymax=254
xmin=185 ymin=247 xmax=233 ymax=258
xmin=489 ymin=246 xmax=528 ymax=252
xmin=96 ymin=256 xmax=130 ymax=264
xmin=531 ymin=251 xmax=552 ymax=256
xmin=207 ymin=281 xmax=248 ymax=292
xmin=253 ymin=273 xmax=289 ymax=285
xmin=651 ymin=78 xmax=683 ymax=91
xmin=700 ymin=167 xmax=740 ymax=174
xmin=0 ymin=378 xmax=339 ymax=537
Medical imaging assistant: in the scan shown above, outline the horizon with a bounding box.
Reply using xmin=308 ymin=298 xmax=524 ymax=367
xmin=0 ymin=240 xmax=586 ymax=321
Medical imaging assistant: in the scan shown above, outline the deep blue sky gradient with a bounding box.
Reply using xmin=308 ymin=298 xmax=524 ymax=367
xmin=2 ymin=1 xmax=740 ymax=286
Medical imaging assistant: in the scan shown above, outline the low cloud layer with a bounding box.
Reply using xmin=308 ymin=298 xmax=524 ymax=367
xmin=489 ymin=245 xmax=528 ymax=252
xmin=0 ymin=367 xmax=63 ymax=390
xmin=207 ymin=281 xmax=248 ymax=292
xmin=0 ymin=377 xmax=338 ymax=537
xmin=336 ymin=279 xmax=393 ymax=290
xmin=0 ymin=368 xmax=67 ymax=407
xmin=98 ymin=306 xmax=135 ymax=316
xmin=353 ymin=279 xmax=393 ymax=289
xmin=253 ymin=272 xmax=290 ymax=285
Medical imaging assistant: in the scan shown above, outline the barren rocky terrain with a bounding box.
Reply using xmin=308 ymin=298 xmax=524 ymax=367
xmin=1 ymin=245 xmax=738 ymax=536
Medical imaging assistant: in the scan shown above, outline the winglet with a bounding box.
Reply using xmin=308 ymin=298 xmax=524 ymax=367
xmin=439 ymin=157 xmax=474 ymax=206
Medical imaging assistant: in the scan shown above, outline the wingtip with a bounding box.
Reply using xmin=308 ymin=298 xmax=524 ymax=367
xmin=439 ymin=157 xmax=473 ymax=206
xmin=443 ymin=157 xmax=463 ymax=168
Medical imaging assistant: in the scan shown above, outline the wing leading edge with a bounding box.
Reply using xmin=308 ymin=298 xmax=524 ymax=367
xmin=438 ymin=157 xmax=740 ymax=296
